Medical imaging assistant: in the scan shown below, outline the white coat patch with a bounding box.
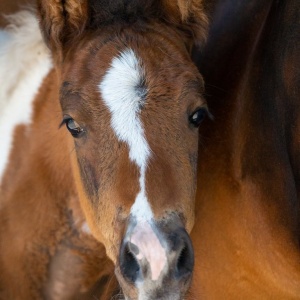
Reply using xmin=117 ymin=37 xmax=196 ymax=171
xmin=99 ymin=49 xmax=153 ymax=221
xmin=0 ymin=11 xmax=52 ymax=183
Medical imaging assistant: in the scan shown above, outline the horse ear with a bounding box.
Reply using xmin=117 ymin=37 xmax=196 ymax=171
xmin=37 ymin=0 xmax=208 ymax=57
xmin=37 ymin=0 xmax=89 ymax=55
xmin=162 ymin=0 xmax=209 ymax=50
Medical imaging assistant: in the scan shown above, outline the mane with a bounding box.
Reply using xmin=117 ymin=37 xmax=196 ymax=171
xmin=0 ymin=10 xmax=52 ymax=182
xmin=89 ymin=0 xmax=163 ymax=26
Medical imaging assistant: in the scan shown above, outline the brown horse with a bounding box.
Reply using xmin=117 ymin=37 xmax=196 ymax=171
xmin=0 ymin=0 xmax=209 ymax=299
xmin=190 ymin=0 xmax=300 ymax=298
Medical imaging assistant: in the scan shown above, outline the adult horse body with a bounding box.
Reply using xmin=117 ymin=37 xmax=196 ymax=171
xmin=190 ymin=0 xmax=300 ymax=298
xmin=0 ymin=1 xmax=208 ymax=299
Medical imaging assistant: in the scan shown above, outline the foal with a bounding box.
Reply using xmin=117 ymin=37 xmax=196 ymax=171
xmin=0 ymin=1 xmax=208 ymax=299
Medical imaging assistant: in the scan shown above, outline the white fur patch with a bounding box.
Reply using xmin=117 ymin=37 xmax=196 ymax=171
xmin=99 ymin=49 xmax=153 ymax=221
xmin=0 ymin=11 xmax=52 ymax=183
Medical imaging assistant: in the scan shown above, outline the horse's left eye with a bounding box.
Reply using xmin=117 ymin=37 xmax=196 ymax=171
xmin=65 ymin=118 xmax=83 ymax=137
xmin=189 ymin=108 xmax=207 ymax=127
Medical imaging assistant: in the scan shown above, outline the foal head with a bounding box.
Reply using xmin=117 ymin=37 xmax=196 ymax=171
xmin=38 ymin=0 xmax=208 ymax=298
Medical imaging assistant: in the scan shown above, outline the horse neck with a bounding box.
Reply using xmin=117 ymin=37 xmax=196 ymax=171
xmin=197 ymin=0 xmax=273 ymax=88
xmin=197 ymin=0 xmax=300 ymax=232
xmin=192 ymin=0 xmax=300 ymax=296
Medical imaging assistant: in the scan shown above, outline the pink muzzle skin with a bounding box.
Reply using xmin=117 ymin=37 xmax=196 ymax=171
xmin=129 ymin=221 xmax=167 ymax=281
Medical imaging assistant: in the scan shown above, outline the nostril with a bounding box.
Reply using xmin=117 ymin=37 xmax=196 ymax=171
xmin=175 ymin=237 xmax=194 ymax=279
xmin=120 ymin=242 xmax=140 ymax=283
xmin=177 ymin=246 xmax=188 ymax=271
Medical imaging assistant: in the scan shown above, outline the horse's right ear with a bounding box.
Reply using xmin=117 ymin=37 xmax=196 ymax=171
xmin=37 ymin=0 xmax=89 ymax=57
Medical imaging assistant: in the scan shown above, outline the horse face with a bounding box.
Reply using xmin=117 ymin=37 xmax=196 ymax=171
xmin=58 ymin=32 xmax=206 ymax=297
xmin=38 ymin=0 xmax=208 ymax=298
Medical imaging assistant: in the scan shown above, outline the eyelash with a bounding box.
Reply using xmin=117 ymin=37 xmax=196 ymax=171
xmin=59 ymin=116 xmax=85 ymax=138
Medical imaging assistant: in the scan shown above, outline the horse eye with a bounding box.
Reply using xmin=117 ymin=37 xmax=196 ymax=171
xmin=65 ymin=118 xmax=83 ymax=137
xmin=189 ymin=108 xmax=207 ymax=127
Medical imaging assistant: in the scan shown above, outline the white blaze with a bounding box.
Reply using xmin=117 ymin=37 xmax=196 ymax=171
xmin=99 ymin=49 xmax=153 ymax=221
xmin=100 ymin=50 xmax=168 ymax=282
xmin=0 ymin=11 xmax=52 ymax=183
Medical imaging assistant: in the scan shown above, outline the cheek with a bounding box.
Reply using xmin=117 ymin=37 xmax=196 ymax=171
xmin=77 ymin=156 xmax=100 ymax=199
xmin=70 ymin=147 xmax=141 ymax=261
xmin=70 ymin=154 xmax=119 ymax=260
xmin=96 ymin=158 xmax=140 ymax=258
xmin=69 ymin=151 xmax=106 ymax=243
xmin=189 ymin=150 xmax=199 ymax=184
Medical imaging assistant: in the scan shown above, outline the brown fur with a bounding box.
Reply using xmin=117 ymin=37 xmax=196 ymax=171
xmin=0 ymin=0 xmax=208 ymax=299
xmin=0 ymin=71 xmax=118 ymax=299
xmin=4 ymin=0 xmax=300 ymax=298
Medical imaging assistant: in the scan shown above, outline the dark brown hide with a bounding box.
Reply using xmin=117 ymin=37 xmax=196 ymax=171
xmin=190 ymin=0 xmax=300 ymax=298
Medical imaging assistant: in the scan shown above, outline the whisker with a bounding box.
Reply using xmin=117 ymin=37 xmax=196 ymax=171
xmin=204 ymin=83 xmax=227 ymax=93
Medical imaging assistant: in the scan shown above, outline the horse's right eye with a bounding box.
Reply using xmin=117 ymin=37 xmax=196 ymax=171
xmin=64 ymin=118 xmax=84 ymax=138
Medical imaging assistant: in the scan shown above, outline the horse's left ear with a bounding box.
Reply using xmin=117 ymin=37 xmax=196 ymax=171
xmin=37 ymin=0 xmax=89 ymax=58
xmin=162 ymin=0 xmax=209 ymax=51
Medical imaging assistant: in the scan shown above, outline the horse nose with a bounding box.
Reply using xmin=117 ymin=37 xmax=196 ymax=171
xmin=119 ymin=221 xmax=194 ymax=284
